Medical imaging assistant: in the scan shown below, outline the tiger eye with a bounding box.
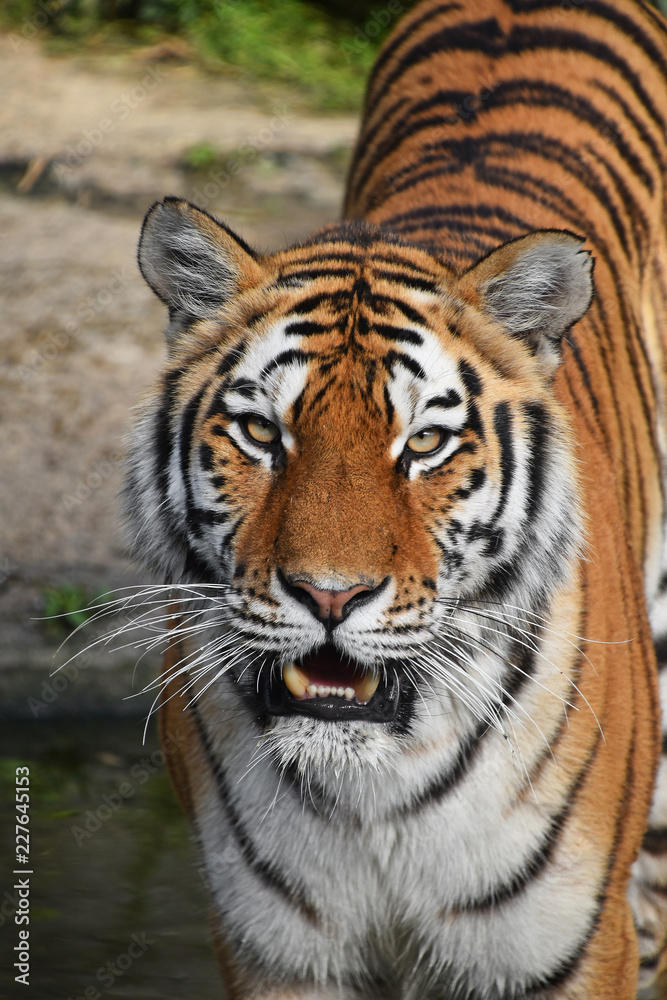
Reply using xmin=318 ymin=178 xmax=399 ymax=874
xmin=245 ymin=416 xmax=280 ymax=445
xmin=406 ymin=427 xmax=444 ymax=454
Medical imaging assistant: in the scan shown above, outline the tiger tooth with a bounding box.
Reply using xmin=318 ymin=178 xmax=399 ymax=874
xmin=283 ymin=662 xmax=310 ymax=699
xmin=354 ymin=670 xmax=380 ymax=704
xmin=344 ymin=687 xmax=355 ymax=701
xmin=306 ymin=683 xmax=318 ymax=697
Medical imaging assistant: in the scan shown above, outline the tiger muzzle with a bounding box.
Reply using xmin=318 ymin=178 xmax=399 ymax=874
xmin=261 ymin=645 xmax=402 ymax=723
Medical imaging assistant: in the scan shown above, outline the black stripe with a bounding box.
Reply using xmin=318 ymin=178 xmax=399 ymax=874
xmin=427 ymin=390 xmax=462 ymax=409
xmin=217 ymin=346 xmax=244 ymax=380
xmin=564 ymin=336 xmax=600 ymax=418
xmin=508 ymin=1 xmax=667 ymax=89
xmin=438 ymin=439 xmax=478 ymax=466
xmin=591 ymin=77 xmax=665 ymax=171
xmin=367 ymin=15 xmax=506 ymax=127
xmin=493 ymin=402 xmax=514 ymax=520
xmin=393 ymin=78 xmax=652 ymax=193
xmin=384 ymin=384 xmax=395 ymax=425
xmin=261 ymin=349 xmax=313 ymax=379
xmin=383 ymin=350 xmax=425 ymax=379
xmin=188 ymin=703 xmax=321 ymax=926
xmin=458 ymin=359 xmax=482 ymax=396
xmin=449 ymin=737 xmax=598 ymax=913
xmin=375 ymin=132 xmax=631 ymax=258
xmin=522 ymin=403 xmax=549 ymax=523
xmin=179 ymin=386 xmax=207 ymax=538
xmin=371 ymin=20 xmax=666 ymax=141
xmin=292 ymin=389 xmax=305 ymax=424
xmin=656 ymin=638 xmax=667 ymax=672
xmin=450 ymin=467 xmax=486 ymax=501
xmin=285 ymin=320 xmax=333 ymax=337
xmin=371 ymin=269 xmax=438 ymax=293
xmin=365 ymin=2 xmax=462 ymax=106
xmin=199 ymin=442 xmax=215 ymax=472
xmin=372 ymin=295 xmax=430 ymax=327
xmin=282 ymin=251 xmax=363 ymax=268
xmin=385 ymin=200 xmax=532 ymax=232
xmin=356 ymin=76 xmax=654 ymax=217
xmin=276 ymin=267 xmax=354 ymax=284
xmin=394 ymin=215 xmax=518 ymax=247
xmin=226 ymin=379 xmax=256 ymax=399
xmin=464 ymin=399 xmax=485 ymax=442
xmin=289 ymin=292 xmax=351 ymax=315
xmin=397 ymin=642 xmax=536 ymax=817
xmin=642 ymin=827 xmax=667 ymax=856
xmin=306 ymin=376 xmax=337 ymax=414
xmin=371 ymin=323 xmax=423 ymax=346
xmin=394 ymin=719 xmax=489 ymax=817
xmin=155 ymin=368 xmax=184 ymax=506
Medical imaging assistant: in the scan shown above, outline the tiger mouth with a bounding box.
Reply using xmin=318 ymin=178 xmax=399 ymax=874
xmin=261 ymin=644 xmax=400 ymax=722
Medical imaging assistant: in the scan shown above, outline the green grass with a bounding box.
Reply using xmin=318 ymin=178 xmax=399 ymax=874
xmin=183 ymin=139 xmax=219 ymax=169
xmin=41 ymin=583 xmax=101 ymax=633
xmin=1 ymin=0 xmax=396 ymax=111
xmin=189 ymin=0 xmax=379 ymax=111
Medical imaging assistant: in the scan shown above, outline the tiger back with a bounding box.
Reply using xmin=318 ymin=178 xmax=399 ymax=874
xmin=126 ymin=1 xmax=667 ymax=997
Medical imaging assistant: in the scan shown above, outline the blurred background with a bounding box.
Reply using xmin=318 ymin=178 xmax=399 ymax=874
xmin=0 ymin=1 xmax=398 ymax=995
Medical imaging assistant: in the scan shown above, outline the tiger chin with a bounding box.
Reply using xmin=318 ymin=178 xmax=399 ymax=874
xmin=121 ymin=1 xmax=667 ymax=998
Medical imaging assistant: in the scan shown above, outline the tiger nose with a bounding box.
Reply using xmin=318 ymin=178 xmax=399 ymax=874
xmin=293 ymin=580 xmax=372 ymax=621
xmin=279 ymin=571 xmax=379 ymax=630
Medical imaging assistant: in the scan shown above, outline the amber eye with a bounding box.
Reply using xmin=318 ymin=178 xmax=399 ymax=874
xmin=242 ymin=415 xmax=281 ymax=446
xmin=405 ymin=427 xmax=445 ymax=455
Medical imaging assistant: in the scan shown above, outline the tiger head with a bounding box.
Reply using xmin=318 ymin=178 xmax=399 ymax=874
xmin=126 ymin=198 xmax=593 ymax=784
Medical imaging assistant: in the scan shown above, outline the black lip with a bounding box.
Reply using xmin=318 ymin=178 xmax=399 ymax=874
xmin=260 ymin=661 xmax=401 ymax=723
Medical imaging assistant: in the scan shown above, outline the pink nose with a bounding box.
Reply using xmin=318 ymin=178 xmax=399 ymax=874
xmin=290 ymin=580 xmax=372 ymax=621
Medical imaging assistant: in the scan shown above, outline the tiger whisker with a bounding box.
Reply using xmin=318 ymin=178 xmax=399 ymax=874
xmin=430 ymin=635 xmax=553 ymax=757
xmin=436 ymin=611 xmax=604 ymax=739
xmin=437 ymin=613 xmax=577 ymax=711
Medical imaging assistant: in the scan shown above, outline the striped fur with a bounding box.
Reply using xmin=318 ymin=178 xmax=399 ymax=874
xmin=125 ymin=1 xmax=667 ymax=997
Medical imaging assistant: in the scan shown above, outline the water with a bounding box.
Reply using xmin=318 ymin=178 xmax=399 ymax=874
xmin=0 ymin=718 xmax=221 ymax=1000
xmin=3 ymin=719 xmax=665 ymax=1000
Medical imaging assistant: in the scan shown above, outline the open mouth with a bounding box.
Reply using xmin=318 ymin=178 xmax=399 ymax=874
xmin=261 ymin=644 xmax=400 ymax=722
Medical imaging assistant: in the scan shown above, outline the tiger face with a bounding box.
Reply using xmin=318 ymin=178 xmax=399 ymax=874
xmin=128 ymin=198 xmax=592 ymax=781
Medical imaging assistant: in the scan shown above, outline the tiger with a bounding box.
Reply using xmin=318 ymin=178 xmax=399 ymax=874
xmin=121 ymin=0 xmax=667 ymax=997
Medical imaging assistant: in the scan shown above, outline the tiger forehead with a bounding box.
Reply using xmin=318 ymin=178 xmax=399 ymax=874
xmin=250 ymin=243 xmax=459 ymax=333
xmin=226 ymin=286 xmax=458 ymax=416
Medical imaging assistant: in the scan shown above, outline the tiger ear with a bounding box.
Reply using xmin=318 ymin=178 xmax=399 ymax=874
xmin=458 ymin=230 xmax=594 ymax=365
xmin=138 ymin=197 xmax=262 ymax=321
